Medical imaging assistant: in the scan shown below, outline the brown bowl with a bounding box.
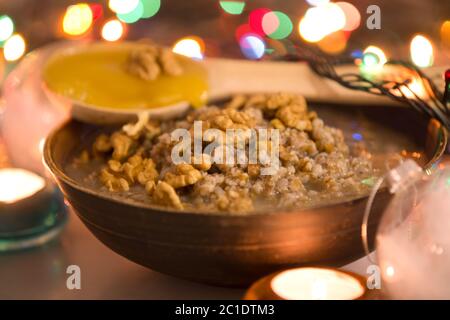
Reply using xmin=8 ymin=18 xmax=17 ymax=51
xmin=44 ymin=103 xmax=447 ymax=287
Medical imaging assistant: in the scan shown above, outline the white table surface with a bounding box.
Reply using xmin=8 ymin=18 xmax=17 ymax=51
xmin=0 ymin=209 xmax=374 ymax=300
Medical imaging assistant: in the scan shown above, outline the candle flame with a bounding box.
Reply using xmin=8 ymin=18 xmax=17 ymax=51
xmin=271 ymin=268 xmax=364 ymax=300
xmin=0 ymin=169 xmax=46 ymax=203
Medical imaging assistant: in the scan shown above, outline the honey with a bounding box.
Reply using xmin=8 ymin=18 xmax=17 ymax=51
xmin=43 ymin=43 xmax=208 ymax=110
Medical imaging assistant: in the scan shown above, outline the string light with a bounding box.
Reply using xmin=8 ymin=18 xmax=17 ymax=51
xmin=3 ymin=34 xmax=26 ymax=62
xmin=101 ymin=19 xmax=124 ymax=42
xmin=89 ymin=3 xmax=104 ymax=20
xmin=305 ymin=0 xmax=330 ymax=6
xmin=336 ymin=2 xmax=360 ymax=31
xmin=249 ymin=8 xmax=271 ymax=36
xmin=62 ymin=3 xmax=94 ymax=36
xmin=361 ymin=46 xmax=387 ymax=70
xmin=262 ymin=11 xmax=293 ymax=40
xmin=410 ymin=35 xmax=434 ymax=68
xmin=298 ymin=3 xmax=346 ymax=43
xmin=318 ymin=30 xmax=347 ymax=54
xmin=109 ymin=0 xmax=139 ymax=14
xmin=172 ymin=37 xmax=205 ymax=60
xmin=440 ymin=21 xmax=450 ymax=48
xmin=117 ymin=0 xmax=144 ymax=23
xmin=219 ymin=1 xmax=246 ymax=15
xmin=141 ymin=0 xmax=161 ymax=18
xmin=0 ymin=15 xmax=14 ymax=42
xmin=240 ymin=34 xmax=265 ymax=60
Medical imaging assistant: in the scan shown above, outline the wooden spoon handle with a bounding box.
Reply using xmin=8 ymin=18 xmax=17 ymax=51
xmin=204 ymin=58 xmax=447 ymax=106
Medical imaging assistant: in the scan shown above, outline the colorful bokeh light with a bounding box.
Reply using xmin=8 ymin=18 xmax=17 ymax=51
xmin=240 ymin=34 xmax=265 ymax=60
xmin=109 ymin=0 xmax=139 ymax=14
xmin=0 ymin=15 xmax=14 ymax=42
xmin=336 ymin=2 xmax=360 ymax=31
xmin=263 ymin=11 xmax=293 ymax=40
xmin=102 ymin=19 xmax=124 ymax=42
xmin=249 ymin=8 xmax=271 ymax=36
xmin=298 ymin=3 xmax=346 ymax=43
xmin=89 ymin=3 xmax=104 ymax=20
xmin=362 ymin=46 xmax=387 ymax=70
xmin=141 ymin=0 xmax=161 ymax=18
xmin=306 ymin=0 xmax=330 ymax=6
xmin=62 ymin=3 xmax=94 ymax=36
xmin=173 ymin=37 xmax=205 ymax=60
xmin=3 ymin=34 xmax=26 ymax=62
xmin=219 ymin=1 xmax=246 ymax=15
xmin=117 ymin=0 xmax=144 ymax=23
xmin=317 ymin=30 xmax=347 ymax=54
xmin=410 ymin=35 xmax=434 ymax=68
xmin=440 ymin=21 xmax=450 ymax=48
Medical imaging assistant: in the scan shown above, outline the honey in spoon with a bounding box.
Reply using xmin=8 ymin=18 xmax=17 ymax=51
xmin=43 ymin=43 xmax=208 ymax=110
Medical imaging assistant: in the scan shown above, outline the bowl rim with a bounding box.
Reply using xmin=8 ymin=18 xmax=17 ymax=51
xmin=44 ymin=115 xmax=447 ymax=218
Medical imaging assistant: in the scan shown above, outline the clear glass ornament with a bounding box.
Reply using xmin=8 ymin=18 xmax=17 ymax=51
xmin=376 ymin=160 xmax=450 ymax=299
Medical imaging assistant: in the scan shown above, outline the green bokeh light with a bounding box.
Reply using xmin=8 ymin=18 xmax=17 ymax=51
xmin=219 ymin=1 xmax=246 ymax=15
xmin=141 ymin=0 xmax=161 ymax=19
xmin=267 ymin=11 xmax=292 ymax=40
xmin=117 ymin=0 xmax=144 ymax=24
xmin=362 ymin=52 xmax=380 ymax=68
xmin=0 ymin=15 xmax=14 ymax=42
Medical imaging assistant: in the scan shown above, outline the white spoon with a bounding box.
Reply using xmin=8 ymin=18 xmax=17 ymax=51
xmin=44 ymin=42 xmax=447 ymax=125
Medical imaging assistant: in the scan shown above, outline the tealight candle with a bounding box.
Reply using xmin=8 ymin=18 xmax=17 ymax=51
xmin=244 ymin=267 xmax=367 ymax=300
xmin=0 ymin=168 xmax=54 ymax=233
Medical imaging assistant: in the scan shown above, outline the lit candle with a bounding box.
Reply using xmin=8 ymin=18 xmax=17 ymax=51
xmin=245 ymin=267 xmax=367 ymax=300
xmin=0 ymin=168 xmax=53 ymax=233
xmin=0 ymin=168 xmax=46 ymax=203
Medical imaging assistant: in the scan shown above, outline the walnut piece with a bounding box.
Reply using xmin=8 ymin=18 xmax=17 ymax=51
xmin=164 ymin=164 xmax=203 ymax=188
xmin=153 ymin=181 xmax=183 ymax=209
xmin=127 ymin=46 xmax=161 ymax=81
xmin=127 ymin=44 xmax=183 ymax=81
xmin=111 ymin=132 xmax=134 ymax=161
xmin=159 ymin=48 xmax=183 ymax=76
xmin=100 ymin=169 xmax=129 ymax=192
xmin=93 ymin=134 xmax=112 ymax=153
xmin=192 ymin=154 xmax=212 ymax=171
xmin=276 ymin=104 xmax=312 ymax=131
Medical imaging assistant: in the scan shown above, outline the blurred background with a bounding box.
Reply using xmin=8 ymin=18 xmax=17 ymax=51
xmin=0 ymin=0 xmax=449 ymax=66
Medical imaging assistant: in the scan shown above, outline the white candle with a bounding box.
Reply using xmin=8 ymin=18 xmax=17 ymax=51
xmin=0 ymin=168 xmax=46 ymax=203
xmin=271 ymin=267 xmax=365 ymax=300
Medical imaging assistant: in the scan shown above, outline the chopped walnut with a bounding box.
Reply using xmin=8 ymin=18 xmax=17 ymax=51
xmin=244 ymin=94 xmax=267 ymax=109
xmin=225 ymin=94 xmax=247 ymax=110
xmin=137 ymin=158 xmax=159 ymax=185
xmin=247 ymin=164 xmax=260 ymax=177
xmin=127 ymin=46 xmax=161 ymax=81
xmin=164 ymin=163 xmax=203 ymax=188
xmin=100 ymin=169 xmax=129 ymax=192
xmin=270 ymin=118 xmax=285 ymax=130
xmin=267 ymin=92 xmax=307 ymax=111
xmin=276 ymin=104 xmax=312 ymax=131
xmin=93 ymin=134 xmax=112 ymax=153
xmin=111 ymin=132 xmax=134 ymax=161
xmin=153 ymin=181 xmax=183 ymax=209
xmin=145 ymin=180 xmax=156 ymax=195
xmin=84 ymin=92 xmax=376 ymax=213
xmin=159 ymin=48 xmax=183 ymax=76
xmin=108 ymin=159 xmax=122 ymax=173
xmin=127 ymin=44 xmax=183 ymax=81
xmin=211 ymin=108 xmax=256 ymax=131
xmin=192 ymin=154 xmax=212 ymax=171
